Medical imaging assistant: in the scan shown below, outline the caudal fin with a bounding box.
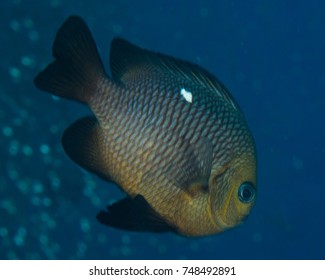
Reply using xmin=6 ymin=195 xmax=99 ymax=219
xmin=34 ymin=16 xmax=106 ymax=104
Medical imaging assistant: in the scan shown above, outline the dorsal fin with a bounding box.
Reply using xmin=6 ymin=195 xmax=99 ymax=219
xmin=109 ymin=38 xmax=239 ymax=110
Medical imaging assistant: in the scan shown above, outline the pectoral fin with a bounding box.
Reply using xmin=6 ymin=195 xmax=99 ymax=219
xmin=96 ymin=195 xmax=175 ymax=233
xmin=62 ymin=116 xmax=113 ymax=183
xmin=164 ymin=138 xmax=213 ymax=196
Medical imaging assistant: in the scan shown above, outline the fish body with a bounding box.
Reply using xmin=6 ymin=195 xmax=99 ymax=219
xmin=34 ymin=16 xmax=257 ymax=237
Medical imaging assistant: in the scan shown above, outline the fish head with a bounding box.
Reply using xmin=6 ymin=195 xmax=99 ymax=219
xmin=209 ymin=152 xmax=257 ymax=232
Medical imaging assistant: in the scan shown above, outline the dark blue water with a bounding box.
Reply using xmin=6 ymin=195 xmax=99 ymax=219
xmin=1 ymin=0 xmax=324 ymax=259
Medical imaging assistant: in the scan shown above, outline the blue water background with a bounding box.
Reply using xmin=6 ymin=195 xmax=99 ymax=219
xmin=0 ymin=0 xmax=324 ymax=259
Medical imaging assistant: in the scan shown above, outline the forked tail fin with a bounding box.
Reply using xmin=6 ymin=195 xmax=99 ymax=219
xmin=34 ymin=16 xmax=106 ymax=104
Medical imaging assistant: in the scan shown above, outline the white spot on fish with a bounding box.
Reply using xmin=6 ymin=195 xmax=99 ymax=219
xmin=180 ymin=88 xmax=193 ymax=103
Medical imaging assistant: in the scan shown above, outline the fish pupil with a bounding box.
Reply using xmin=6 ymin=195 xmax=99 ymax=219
xmin=238 ymin=182 xmax=255 ymax=203
xmin=243 ymin=188 xmax=251 ymax=199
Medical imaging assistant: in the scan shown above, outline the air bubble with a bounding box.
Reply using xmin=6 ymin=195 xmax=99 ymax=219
xmin=40 ymin=144 xmax=50 ymax=154
xmin=120 ymin=246 xmax=131 ymax=256
xmin=80 ymin=218 xmax=90 ymax=233
xmin=14 ymin=235 xmax=24 ymax=246
xmin=9 ymin=140 xmax=20 ymax=155
xmin=31 ymin=196 xmax=41 ymax=206
xmin=33 ymin=182 xmax=43 ymax=193
xmin=50 ymin=0 xmax=60 ymax=7
xmin=47 ymin=220 xmax=56 ymax=229
xmin=50 ymin=125 xmax=59 ymax=134
xmin=10 ymin=20 xmax=20 ymax=31
xmin=17 ymin=227 xmax=27 ymax=236
xmin=22 ymin=145 xmax=33 ymax=156
xmin=3 ymin=126 xmax=13 ymax=137
xmin=14 ymin=227 xmax=27 ymax=247
xmin=43 ymin=197 xmax=52 ymax=207
xmin=23 ymin=18 xmax=34 ymax=29
xmin=158 ymin=244 xmax=167 ymax=254
xmin=122 ymin=234 xmax=131 ymax=244
xmin=91 ymin=196 xmax=101 ymax=207
xmin=21 ymin=56 xmax=34 ymax=67
xmin=1 ymin=200 xmax=17 ymax=214
xmin=9 ymin=67 xmax=21 ymax=79
xmin=50 ymin=176 xmax=61 ymax=190
xmin=28 ymin=30 xmax=39 ymax=42
xmin=39 ymin=234 xmax=48 ymax=245
xmin=8 ymin=169 xmax=19 ymax=180
xmin=17 ymin=180 xmax=29 ymax=194
xmin=0 ymin=227 xmax=8 ymax=237
xmin=13 ymin=118 xmax=23 ymax=126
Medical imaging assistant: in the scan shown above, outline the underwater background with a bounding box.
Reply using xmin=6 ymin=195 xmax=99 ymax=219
xmin=1 ymin=0 xmax=324 ymax=259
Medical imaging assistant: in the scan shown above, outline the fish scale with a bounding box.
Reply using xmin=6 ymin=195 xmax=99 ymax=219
xmin=34 ymin=16 xmax=257 ymax=236
xmin=92 ymin=81 xmax=234 ymax=229
xmin=96 ymin=75 xmax=245 ymax=198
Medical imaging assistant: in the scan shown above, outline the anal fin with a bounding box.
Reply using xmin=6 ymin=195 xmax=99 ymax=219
xmin=96 ymin=195 xmax=174 ymax=233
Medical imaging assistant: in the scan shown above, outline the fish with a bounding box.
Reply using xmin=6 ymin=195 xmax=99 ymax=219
xmin=34 ymin=16 xmax=257 ymax=237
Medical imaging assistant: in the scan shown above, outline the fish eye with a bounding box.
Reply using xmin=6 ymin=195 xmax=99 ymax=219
xmin=238 ymin=182 xmax=256 ymax=203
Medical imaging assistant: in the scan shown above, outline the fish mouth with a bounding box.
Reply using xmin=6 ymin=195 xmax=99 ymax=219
xmin=214 ymin=212 xmax=245 ymax=232
xmin=212 ymin=184 xmax=247 ymax=230
xmin=208 ymin=194 xmax=234 ymax=232
xmin=214 ymin=215 xmax=233 ymax=231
